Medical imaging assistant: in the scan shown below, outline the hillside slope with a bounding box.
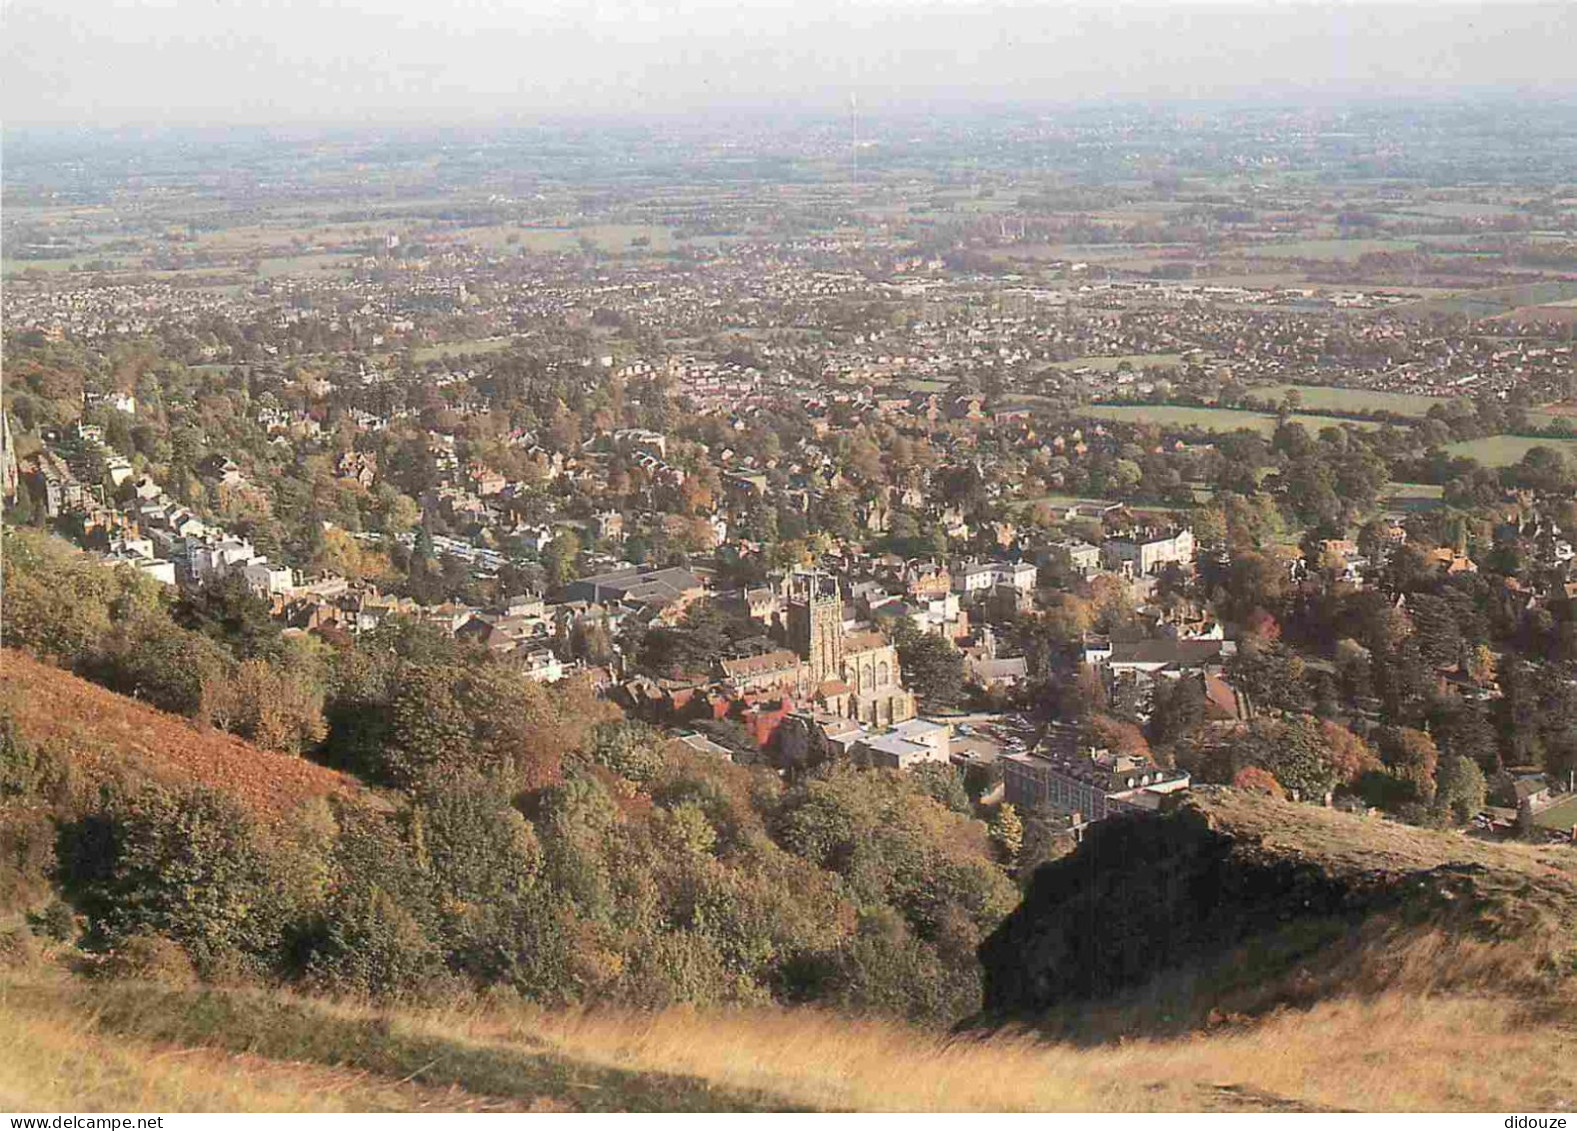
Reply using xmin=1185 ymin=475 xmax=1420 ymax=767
xmin=979 ymin=786 xmax=1577 ymax=1029
xmin=8 ymin=969 xmax=1577 ymax=1111
xmin=8 ymin=654 xmax=1577 ymax=1110
xmin=0 ymin=974 xmax=808 ymax=1113
xmin=0 ymin=648 xmax=374 ymax=823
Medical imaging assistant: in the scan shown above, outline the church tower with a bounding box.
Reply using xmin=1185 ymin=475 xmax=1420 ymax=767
xmin=788 ymin=572 xmax=844 ymax=685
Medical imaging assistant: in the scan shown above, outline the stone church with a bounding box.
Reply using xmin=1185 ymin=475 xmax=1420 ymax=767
xmin=785 ymin=574 xmax=916 ymax=728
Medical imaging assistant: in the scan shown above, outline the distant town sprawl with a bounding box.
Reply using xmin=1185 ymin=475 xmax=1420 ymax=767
xmin=5 ymin=103 xmax=1577 ymax=858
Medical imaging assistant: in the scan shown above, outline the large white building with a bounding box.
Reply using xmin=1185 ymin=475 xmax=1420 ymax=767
xmin=1038 ymin=538 xmax=1101 ymax=578
xmin=189 ymin=537 xmax=263 ymax=584
xmin=852 ymin=718 xmax=953 ymax=769
xmin=1101 ymin=528 xmax=1195 ymax=576
xmin=241 ymin=560 xmax=296 ymax=596
xmin=953 ymin=559 xmax=1038 ymax=596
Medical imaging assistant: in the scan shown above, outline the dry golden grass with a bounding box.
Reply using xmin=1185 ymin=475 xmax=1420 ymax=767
xmin=1196 ymin=786 xmax=1577 ymax=884
xmin=0 ymin=972 xmax=794 ymax=1113
xmin=458 ymin=993 xmax=1577 ymax=1112
xmin=5 ymin=965 xmax=1576 ymax=1112
xmin=0 ymin=988 xmax=561 ymax=1112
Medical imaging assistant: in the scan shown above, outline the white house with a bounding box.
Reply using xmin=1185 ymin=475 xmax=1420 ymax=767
xmin=107 ymin=535 xmax=155 ymax=561
xmin=134 ymin=558 xmax=177 ymax=586
xmin=1102 ymin=528 xmax=1195 ymax=576
xmin=105 ymin=550 xmax=175 ymax=586
xmin=241 ymin=560 xmax=296 ymax=596
xmin=521 ymin=648 xmax=567 ymax=683
xmin=189 ymin=537 xmax=262 ymax=584
xmin=954 ymin=560 xmax=1038 ymax=597
xmin=105 ymin=456 xmax=135 ymax=488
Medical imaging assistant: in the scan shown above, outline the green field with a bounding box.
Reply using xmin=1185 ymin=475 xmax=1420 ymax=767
xmin=1444 ymin=435 xmax=1577 ymax=467
xmin=1 ymin=257 xmax=102 ymax=275
xmin=1247 ymin=385 xmax=1569 ymax=429
xmin=1254 ymin=384 xmax=1452 ymax=417
xmin=1532 ymin=794 xmax=1577 ymax=832
xmin=1381 ymin=483 xmax=1446 ymax=514
xmin=255 ymin=253 xmax=357 ymax=279
xmin=408 ymin=337 xmax=515 ymax=363
xmin=1384 ymin=483 xmax=1446 ymax=500
xmin=1010 ymin=493 xmax=1110 ymax=515
xmin=1251 ymin=238 xmax=1418 ymax=262
xmin=1400 ymin=280 xmax=1577 ymax=320
xmin=1077 ymin=403 xmax=1382 ymax=436
xmin=1410 ymin=201 xmax=1522 ymax=220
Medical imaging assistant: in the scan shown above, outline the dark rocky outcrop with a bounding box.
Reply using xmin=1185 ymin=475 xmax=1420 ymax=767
xmin=978 ymin=786 xmax=1577 ymax=1021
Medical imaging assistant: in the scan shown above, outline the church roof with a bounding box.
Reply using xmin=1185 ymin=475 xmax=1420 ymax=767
xmin=842 ymin=629 xmax=889 ymax=653
xmin=720 ymin=649 xmax=801 ymax=680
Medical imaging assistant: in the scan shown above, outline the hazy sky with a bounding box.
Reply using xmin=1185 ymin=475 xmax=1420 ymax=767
xmin=3 ymin=0 xmax=1574 ymax=126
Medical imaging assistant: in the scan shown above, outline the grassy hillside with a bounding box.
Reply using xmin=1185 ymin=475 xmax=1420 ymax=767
xmin=7 ymin=969 xmax=1577 ymax=1111
xmin=0 ymin=973 xmax=803 ymax=1112
xmin=8 ymin=646 xmax=1577 ymax=1110
xmin=0 ymin=648 xmax=376 ymax=824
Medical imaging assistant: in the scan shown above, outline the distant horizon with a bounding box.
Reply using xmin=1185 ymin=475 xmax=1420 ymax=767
xmin=5 ymin=0 xmax=1575 ymax=129
xmin=4 ymin=87 xmax=1577 ymax=137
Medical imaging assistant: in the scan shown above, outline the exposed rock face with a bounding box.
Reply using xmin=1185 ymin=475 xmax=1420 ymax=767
xmin=977 ymin=786 xmax=1577 ymax=1018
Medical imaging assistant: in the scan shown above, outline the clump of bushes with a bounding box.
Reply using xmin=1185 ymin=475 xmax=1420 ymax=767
xmin=15 ymin=714 xmax=1015 ymax=1023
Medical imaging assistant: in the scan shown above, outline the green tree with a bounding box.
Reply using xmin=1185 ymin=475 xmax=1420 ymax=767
xmin=910 ymin=763 xmax=971 ymax=815
xmin=1225 ymin=638 xmax=1308 ymax=717
xmin=1406 ymin=593 xmax=1464 ymax=669
xmin=174 ymin=573 xmax=284 ymax=662
xmin=543 ymin=529 xmax=583 ymax=587
xmin=1429 ymin=697 xmax=1498 ymax=773
xmin=1225 ymin=716 xmax=1338 ymax=800
xmin=989 ymin=803 xmax=1024 ymax=868
xmin=379 ymin=664 xmax=478 ymax=791
xmin=1 ymin=529 xmax=128 ymax=660
xmin=58 ymin=784 xmax=282 ymax=976
xmin=1147 ymin=675 xmax=1208 ymax=749
xmin=584 ymin=720 xmax=668 ymax=785
xmin=1376 ymin=726 xmax=1440 ymax=806
xmin=297 ymin=806 xmax=445 ymax=998
xmin=1258 ymin=716 xmax=1339 ymax=800
xmin=1434 ymin=754 xmax=1487 ymax=825
xmin=92 ymin=611 xmax=235 ymax=719
xmin=892 ymin=624 xmax=965 ymax=711
xmin=7 ymin=479 xmax=35 ymax=526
